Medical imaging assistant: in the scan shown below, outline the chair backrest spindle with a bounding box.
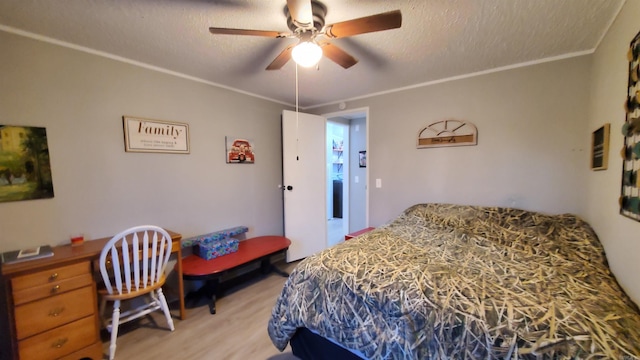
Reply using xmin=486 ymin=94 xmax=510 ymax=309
xmin=142 ymin=231 xmax=149 ymax=289
xmin=132 ymin=233 xmax=140 ymax=290
xmin=122 ymin=238 xmax=131 ymax=293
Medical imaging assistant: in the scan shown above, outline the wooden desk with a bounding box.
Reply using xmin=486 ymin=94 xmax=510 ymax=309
xmin=0 ymin=229 xmax=184 ymax=360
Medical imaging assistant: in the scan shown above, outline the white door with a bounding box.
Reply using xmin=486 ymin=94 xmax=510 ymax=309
xmin=282 ymin=110 xmax=327 ymax=262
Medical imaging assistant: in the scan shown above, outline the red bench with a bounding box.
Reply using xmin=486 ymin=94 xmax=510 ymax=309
xmin=345 ymin=227 xmax=375 ymax=240
xmin=181 ymin=235 xmax=291 ymax=314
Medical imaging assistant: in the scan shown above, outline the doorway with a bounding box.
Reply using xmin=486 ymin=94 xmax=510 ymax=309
xmin=324 ymin=108 xmax=368 ymax=247
xmin=327 ymin=120 xmax=349 ymax=247
xmin=281 ymin=108 xmax=368 ymax=261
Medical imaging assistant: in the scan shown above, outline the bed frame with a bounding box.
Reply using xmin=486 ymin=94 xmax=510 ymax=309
xmin=290 ymin=328 xmax=364 ymax=360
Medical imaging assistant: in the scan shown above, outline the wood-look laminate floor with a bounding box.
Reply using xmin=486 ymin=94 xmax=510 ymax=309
xmin=102 ymin=261 xmax=300 ymax=360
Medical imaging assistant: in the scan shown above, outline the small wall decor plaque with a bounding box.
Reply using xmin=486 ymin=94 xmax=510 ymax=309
xmin=226 ymin=136 xmax=255 ymax=164
xmin=123 ymin=116 xmax=190 ymax=154
xmin=359 ymin=151 xmax=367 ymax=168
xmin=417 ymin=120 xmax=478 ymax=148
xmin=591 ymin=123 xmax=610 ymax=170
xmin=0 ymin=125 xmax=55 ymax=203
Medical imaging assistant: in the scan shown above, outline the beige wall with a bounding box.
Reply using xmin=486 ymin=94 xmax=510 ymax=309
xmin=312 ymin=56 xmax=592 ymax=228
xmin=0 ymin=31 xmax=286 ymax=251
xmin=585 ymin=0 xmax=640 ymax=303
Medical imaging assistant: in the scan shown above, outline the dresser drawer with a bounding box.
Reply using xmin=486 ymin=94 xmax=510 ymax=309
xmin=11 ymin=261 xmax=90 ymax=291
xmin=58 ymin=341 xmax=104 ymax=360
xmin=18 ymin=315 xmax=98 ymax=360
xmin=13 ymin=271 xmax=92 ymax=305
xmin=14 ymin=285 xmax=95 ymax=340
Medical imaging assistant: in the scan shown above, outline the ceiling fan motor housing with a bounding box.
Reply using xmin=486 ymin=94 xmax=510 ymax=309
xmin=286 ymin=1 xmax=327 ymax=32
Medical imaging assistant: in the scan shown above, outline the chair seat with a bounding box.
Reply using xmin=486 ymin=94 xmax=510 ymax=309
xmin=98 ymin=276 xmax=167 ymax=301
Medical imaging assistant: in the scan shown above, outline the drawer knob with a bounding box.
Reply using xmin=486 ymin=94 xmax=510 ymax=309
xmin=48 ymin=307 xmax=65 ymax=317
xmin=49 ymin=273 xmax=59 ymax=281
xmin=50 ymin=285 xmax=60 ymax=294
xmin=51 ymin=338 xmax=68 ymax=348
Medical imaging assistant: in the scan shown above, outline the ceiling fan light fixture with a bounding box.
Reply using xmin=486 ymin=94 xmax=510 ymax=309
xmin=292 ymin=41 xmax=323 ymax=67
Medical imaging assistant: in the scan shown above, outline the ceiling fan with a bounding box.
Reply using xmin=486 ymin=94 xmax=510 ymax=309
xmin=208 ymin=0 xmax=402 ymax=70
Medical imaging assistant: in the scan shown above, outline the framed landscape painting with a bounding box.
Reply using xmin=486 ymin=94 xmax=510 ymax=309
xmin=0 ymin=125 xmax=54 ymax=203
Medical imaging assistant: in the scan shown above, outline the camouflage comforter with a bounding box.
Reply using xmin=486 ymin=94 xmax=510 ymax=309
xmin=268 ymin=204 xmax=640 ymax=359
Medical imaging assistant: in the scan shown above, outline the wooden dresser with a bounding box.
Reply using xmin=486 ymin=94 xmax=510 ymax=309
xmin=0 ymin=229 xmax=183 ymax=360
xmin=1 ymin=256 xmax=102 ymax=360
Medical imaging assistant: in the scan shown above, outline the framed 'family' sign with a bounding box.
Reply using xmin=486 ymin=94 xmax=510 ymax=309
xmin=123 ymin=116 xmax=190 ymax=154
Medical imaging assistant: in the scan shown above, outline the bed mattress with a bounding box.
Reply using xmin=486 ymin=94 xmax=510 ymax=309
xmin=268 ymin=203 xmax=640 ymax=359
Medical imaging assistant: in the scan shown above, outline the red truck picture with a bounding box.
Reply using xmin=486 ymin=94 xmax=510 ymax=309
xmin=227 ymin=138 xmax=255 ymax=163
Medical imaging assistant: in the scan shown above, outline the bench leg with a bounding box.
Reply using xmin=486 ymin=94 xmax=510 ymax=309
xmin=203 ymin=278 xmax=219 ymax=315
xmin=209 ymin=294 xmax=217 ymax=315
xmin=260 ymin=258 xmax=270 ymax=275
xmin=271 ymin=265 xmax=289 ymax=278
xmin=260 ymin=257 xmax=289 ymax=278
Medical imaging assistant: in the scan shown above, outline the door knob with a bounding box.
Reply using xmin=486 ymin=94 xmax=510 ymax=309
xmin=286 ymin=185 xmax=293 ymax=191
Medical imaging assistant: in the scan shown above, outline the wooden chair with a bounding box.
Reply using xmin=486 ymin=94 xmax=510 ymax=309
xmin=98 ymin=225 xmax=175 ymax=360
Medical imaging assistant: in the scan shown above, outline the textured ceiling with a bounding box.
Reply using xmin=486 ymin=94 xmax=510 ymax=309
xmin=0 ymin=0 xmax=625 ymax=108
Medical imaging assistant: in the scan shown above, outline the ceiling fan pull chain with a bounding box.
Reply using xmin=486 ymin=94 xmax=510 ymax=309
xmin=295 ymin=63 xmax=300 ymax=161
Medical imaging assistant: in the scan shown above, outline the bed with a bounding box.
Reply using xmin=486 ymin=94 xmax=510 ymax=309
xmin=268 ymin=203 xmax=640 ymax=359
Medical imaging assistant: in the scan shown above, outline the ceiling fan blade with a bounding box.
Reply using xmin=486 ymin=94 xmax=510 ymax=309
xmin=266 ymin=44 xmax=295 ymax=70
xmin=325 ymin=10 xmax=402 ymax=39
xmin=287 ymin=0 xmax=314 ymax=29
xmin=209 ymin=27 xmax=287 ymax=38
xmin=320 ymin=42 xmax=358 ymax=69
